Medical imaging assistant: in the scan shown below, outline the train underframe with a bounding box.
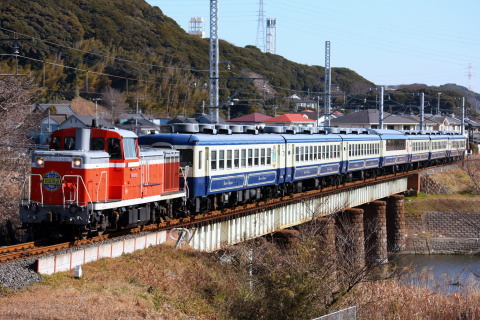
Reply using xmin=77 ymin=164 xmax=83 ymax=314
xmin=22 ymin=198 xmax=187 ymax=240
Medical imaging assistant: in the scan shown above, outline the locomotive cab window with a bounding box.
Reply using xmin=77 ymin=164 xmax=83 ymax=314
xmin=108 ymin=138 xmax=122 ymax=159
xmin=123 ymin=138 xmax=138 ymax=159
xmin=90 ymin=137 xmax=105 ymax=151
xmin=64 ymin=137 xmax=75 ymax=150
xmin=51 ymin=136 xmax=61 ymax=150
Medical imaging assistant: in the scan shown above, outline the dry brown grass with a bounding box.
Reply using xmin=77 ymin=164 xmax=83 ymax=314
xmin=404 ymin=194 xmax=480 ymax=215
xmin=1 ymin=243 xmax=480 ymax=319
xmin=0 ymin=245 xmax=236 ymax=319
xmin=346 ymin=279 xmax=480 ymax=320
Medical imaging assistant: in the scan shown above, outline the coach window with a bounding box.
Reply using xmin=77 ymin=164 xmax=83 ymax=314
xmin=254 ymin=148 xmax=259 ymax=166
xmin=267 ymin=148 xmax=271 ymax=165
xmin=234 ymin=150 xmax=239 ymax=169
xmin=261 ymin=148 xmax=266 ymax=165
xmin=295 ymin=147 xmax=300 ymax=162
xmin=241 ymin=149 xmax=246 ymax=168
xmin=211 ymin=150 xmax=217 ymax=170
xmin=199 ymin=151 xmax=203 ymax=170
xmin=64 ymin=137 xmax=75 ymax=150
xmin=227 ymin=150 xmax=232 ymax=169
xmin=318 ymin=146 xmax=322 ymax=159
xmin=248 ymin=149 xmax=253 ymax=167
xmin=219 ymin=150 xmax=225 ymax=170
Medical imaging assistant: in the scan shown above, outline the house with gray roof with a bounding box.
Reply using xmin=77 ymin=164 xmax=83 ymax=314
xmin=59 ymin=115 xmax=112 ymax=129
xmin=330 ymin=109 xmax=420 ymax=130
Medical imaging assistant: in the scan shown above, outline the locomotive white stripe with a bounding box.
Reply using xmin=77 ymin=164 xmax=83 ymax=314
xmin=89 ymin=190 xmax=186 ymax=210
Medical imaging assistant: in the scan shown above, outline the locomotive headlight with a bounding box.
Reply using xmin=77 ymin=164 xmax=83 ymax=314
xmin=72 ymin=157 xmax=82 ymax=168
xmin=35 ymin=157 xmax=44 ymax=167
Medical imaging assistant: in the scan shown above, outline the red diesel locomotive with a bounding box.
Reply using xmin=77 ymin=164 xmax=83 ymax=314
xmin=20 ymin=125 xmax=187 ymax=238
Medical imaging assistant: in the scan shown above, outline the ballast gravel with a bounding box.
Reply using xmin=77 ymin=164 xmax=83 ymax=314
xmin=0 ymin=231 xmax=158 ymax=290
xmin=0 ymin=258 xmax=43 ymax=290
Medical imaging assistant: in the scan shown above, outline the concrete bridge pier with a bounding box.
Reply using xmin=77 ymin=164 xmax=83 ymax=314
xmin=360 ymin=201 xmax=388 ymax=264
xmin=385 ymin=194 xmax=406 ymax=252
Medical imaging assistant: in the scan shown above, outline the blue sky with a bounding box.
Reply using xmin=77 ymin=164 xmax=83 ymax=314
xmin=147 ymin=0 xmax=479 ymax=92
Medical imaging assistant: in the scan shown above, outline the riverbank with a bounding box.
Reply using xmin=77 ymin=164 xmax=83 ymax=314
xmin=403 ymin=166 xmax=480 ymax=255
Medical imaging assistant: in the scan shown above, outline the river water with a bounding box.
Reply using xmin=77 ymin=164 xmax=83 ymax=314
xmin=393 ymin=254 xmax=480 ymax=294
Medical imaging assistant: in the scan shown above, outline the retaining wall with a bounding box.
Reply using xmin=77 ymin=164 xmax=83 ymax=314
xmin=36 ymin=230 xmax=167 ymax=275
xmin=405 ymin=211 xmax=480 ymax=254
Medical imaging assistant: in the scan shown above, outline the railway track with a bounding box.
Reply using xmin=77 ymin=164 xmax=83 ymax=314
xmin=0 ymin=161 xmax=464 ymax=265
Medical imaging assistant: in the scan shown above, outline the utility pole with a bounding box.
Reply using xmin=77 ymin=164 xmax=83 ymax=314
xmin=379 ymin=86 xmax=384 ymax=129
xmin=209 ymin=0 xmax=219 ymax=124
xmin=437 ymin=92 xmax=441 ymax=115
xmin=420 ymin=93 xmax=424 ymax=131
xmin=461 ymin=97 xmax=465 ymax=135
xmin=323 ymin=41 xmax=331 ymax=129
xmin=92 ymin=98 xmax=102 ymax=126
xmin=135 ymin=97 xmax=144 ymax=135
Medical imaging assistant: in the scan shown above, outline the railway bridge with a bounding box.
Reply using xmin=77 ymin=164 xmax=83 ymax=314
xmin=36 ymin=172 xmax=424 ymax=274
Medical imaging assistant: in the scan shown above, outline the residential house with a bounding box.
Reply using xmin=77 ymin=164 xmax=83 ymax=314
xmin=285 ymin=94 xmax=318 ymax=111
xmin=227 ymin=112 xmax=272 ymax=127
xmin=264 ymin=113 xmax=316 ymax=127
xmin=330 ymin=109 xmax=420 ymax=130
xmin=116 ymin=118 xmax=161 ymax=135
xmin=60 ymin=115 xmax=112 ymax=129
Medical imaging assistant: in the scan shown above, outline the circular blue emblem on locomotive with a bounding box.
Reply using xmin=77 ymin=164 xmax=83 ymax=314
xmin=43 ymin=171 xmax=61 ymax=192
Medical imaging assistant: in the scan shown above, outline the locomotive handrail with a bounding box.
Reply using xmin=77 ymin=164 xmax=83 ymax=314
xmin=180 ymin=165 xmax=190 ymax=199
xmin=61 ymin=175 xmax=93 ymax=207
xmin=96 ymin=171 xmax=108 ymax=202
xmin=24 ymin=174 xmax=44 ymax=206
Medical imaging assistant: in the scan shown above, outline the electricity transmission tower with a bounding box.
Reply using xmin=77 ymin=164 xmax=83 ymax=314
xmin=256 ymin=0 xmax=265 ymax=52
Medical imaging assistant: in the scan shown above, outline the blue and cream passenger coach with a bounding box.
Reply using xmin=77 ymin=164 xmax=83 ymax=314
xmin=139 ymin=124 xmax=286 ymax=213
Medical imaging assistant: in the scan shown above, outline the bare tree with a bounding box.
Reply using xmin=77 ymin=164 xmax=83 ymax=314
xmin=218 ymin=213 xmax=398 ymax=320
xmin=0 ymin=76 xmax=36 ymax=245
xmin=101 ymin=86 xmax=128 ymax=124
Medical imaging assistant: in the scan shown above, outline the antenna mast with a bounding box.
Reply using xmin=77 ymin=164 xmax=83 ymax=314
xmin=266 ymin=18 xmax=276 ymax=54
xmin=256 ymin=0 xmax=265 ymax=52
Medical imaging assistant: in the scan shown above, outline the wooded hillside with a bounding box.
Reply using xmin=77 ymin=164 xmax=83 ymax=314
xmin=0 ymin=0 xmax=372 ymax=117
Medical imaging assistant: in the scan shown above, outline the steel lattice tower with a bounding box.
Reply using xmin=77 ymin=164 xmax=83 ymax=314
xmin=266 ymin=18 xmax=276 ymax=54
xmin=209 ymin=0 xmax=219 ymax=124
xmin=256 ymin=0 xmax=265 ymax=52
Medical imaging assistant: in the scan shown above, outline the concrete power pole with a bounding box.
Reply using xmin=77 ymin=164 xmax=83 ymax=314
xmin=461 ymin=97 xmax=465 ymax=135
xmin=209 ymin=0 xmax=219 ymax=124
xmin=323 ymin=41 xmax=331 ymax=129
xmin=379 ymin=86 xmax=384 ymax=129
xmin=420 ymin=93 xmax=424 ymax=131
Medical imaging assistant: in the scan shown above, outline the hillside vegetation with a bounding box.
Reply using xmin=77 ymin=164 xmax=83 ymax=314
xmin=0 ymin=0 xmax=373 ymax=118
